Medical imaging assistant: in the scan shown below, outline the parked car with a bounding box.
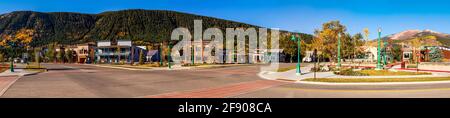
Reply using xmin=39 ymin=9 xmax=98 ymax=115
xmin=14 ymin=58 xmax=21 ymax=63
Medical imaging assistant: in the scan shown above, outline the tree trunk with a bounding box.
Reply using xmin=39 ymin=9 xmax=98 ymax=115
xmin=290 ymin=56 xmax=293 ymax=63
xmin=353 ymin=47 xmax=356 ymax=68
xmin=130 ymin=46 xmax=134 ymax=65
xmin=117 ymin=46 xmax=121 ymax=64
xmin=317 ymin=55 xmax=321 ymax=71
xmin=417 ymin=49 xmax=420 ymax=72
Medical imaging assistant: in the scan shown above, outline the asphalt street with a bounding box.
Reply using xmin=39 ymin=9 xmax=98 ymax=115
xmin=3 ymin=63 xmax=450 ymax=98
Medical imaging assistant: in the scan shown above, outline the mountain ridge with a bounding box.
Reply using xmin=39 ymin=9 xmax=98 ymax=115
xmin=386 ymin=29 xmax=450 ymax=40
xmin=0 ymin=9 xmax=304 ymax=47
xmin=377 ymin=29 xmax=450 ymax=46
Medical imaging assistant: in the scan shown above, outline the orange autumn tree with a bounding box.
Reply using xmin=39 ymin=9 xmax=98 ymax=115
xmin=0 ymin=28 xmax=35 ymax=65
xmin=14 ymin=29 xmax=35 ymax=46
xmin=0 ymin=28 xmax=35 ymax=47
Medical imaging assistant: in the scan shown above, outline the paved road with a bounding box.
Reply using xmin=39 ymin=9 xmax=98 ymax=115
xmin=3 ymin=63 xmax=450 ymax=98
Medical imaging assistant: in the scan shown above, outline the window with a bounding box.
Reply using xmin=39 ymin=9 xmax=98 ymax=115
xmin=404 ymin=53 xmax=410 ymax=59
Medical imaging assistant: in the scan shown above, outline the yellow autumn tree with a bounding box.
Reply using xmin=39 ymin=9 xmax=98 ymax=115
xmin=0 ymin=28 xmax=35 ymax=47
xmin=363 ymin=28 xmax=369 ymax=41
xmin=315 ymin=21 xmax=347 ymax=62
xmin=15 ymin=29 xmax=35 ymax=45
xmin=0 ymin=28 xmax=35 ymax=70
xmin=362 ymin=28 xmax=370 ymax=51
xmin=410 ymin=35 xmax=439 ymax=63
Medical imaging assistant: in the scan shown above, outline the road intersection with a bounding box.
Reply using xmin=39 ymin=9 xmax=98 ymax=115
xmin=2 ymin=63 xmax=450 ymax=98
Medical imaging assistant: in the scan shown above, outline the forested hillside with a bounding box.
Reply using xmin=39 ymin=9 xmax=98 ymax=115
xmin=0 ymin=9 xmax=311 ymax=47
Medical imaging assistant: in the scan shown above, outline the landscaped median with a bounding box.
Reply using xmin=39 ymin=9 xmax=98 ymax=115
xmin=259 ymin=65 xmax=450 ymax=84
xmin=302 ymin=77 xmax=450 ymax=83
xmin=335 ymin=69 xmax=431 ymax=76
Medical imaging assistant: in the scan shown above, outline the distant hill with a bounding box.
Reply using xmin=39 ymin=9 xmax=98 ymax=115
xmin=380 ymin=29 xmax=450 ymax=46
xmin=0 ymin=9 xmax=308 ymax=47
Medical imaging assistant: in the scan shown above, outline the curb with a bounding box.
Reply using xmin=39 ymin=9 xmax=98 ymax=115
xmin=0 ymin=70 xmax=42 ymax=77
xmin=257 ymin=71 xmax=274 ymax=80
xmin=91 ymin=64 xmax=191 ymax=71
xmin=297 ymin=80 xmax=450 ymax=85
xmin=396 ymin=68 xmax=450 ymax=73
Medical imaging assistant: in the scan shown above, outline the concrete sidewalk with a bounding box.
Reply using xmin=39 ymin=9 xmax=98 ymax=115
xmin=0 ymin=76 xmax=19 ymax=96
xmin=0 ymin=69 xmax=41 ymax=77
xmin=0 ymin=66 xmax=43 ymax=97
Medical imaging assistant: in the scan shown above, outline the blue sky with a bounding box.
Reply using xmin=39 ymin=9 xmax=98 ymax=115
xmin=1 ymin=0 xmax=450 ymax=39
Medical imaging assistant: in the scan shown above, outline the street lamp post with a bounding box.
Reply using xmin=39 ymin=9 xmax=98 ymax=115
xmin=383 ymin=41 xmax=387 ymax=65
xmin=10 ymin=57 xmax=14 ymax=72
xmin=160 ymin=43 xmax=163 ymax=66
xmin=376 ymin=28 xmax=382 ymax=70
xmin=291 ymin=34 xmax=301 ymax=76
xmin=337 ymin=33 xmax=341 ymax=68
xmin=8 ymin=42 xmax=16 ymax=72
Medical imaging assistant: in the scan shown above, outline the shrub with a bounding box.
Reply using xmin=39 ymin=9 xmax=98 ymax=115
xmin=310 ymin=65 xmax=330 ymax=72
xmin=334 ymin=69 xmax=369 ymax=76
xmin=407 ymin=64 xmax=417 ymax=68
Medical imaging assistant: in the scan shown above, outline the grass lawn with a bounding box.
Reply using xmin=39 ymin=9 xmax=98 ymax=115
xmin=359 ymin=70 xmax=431 ymax=76
xmin=25 ymin=64 xmax=47 ymax=72
xmin=277 ymin=66 xmax=300 ymax=72
xmin=25 ymin=64 xmax=45 ymax=69
xmin=407 ymin=64 xmax=418 ymax=68
xmin=303 ymin=77 xmax=450 ymax=83
xmin=336 ymin=69 xmax=431 ymax=76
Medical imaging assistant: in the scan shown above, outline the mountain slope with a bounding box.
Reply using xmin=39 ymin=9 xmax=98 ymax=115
xmin=0 ymin=9 xmax=305 ymax=47
xmin=382 ymin=29 xmax=450 ymax=46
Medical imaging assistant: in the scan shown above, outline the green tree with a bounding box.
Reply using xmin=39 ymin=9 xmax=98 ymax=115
xmin=0 ymin=29 xmax=35 ymax=71
xmin=65 ymin=49 xmax=74 ymax=63
xmin=411 ymin=35 xmax=438 ymax=63
xmin=280 ymin=33 xmax=297 ymax=62
xmin=46 ymin=43 xmax=56 ymax=63
xmin=429 ymin=47 xmax=442 ymax=62
xmin=57 ymin=48 xmax=64 ymax=63
xmin=315 ymin=20 xmax=347 ymax=62
xmin=34 ymin=48 xmax=41 ymax=67
xmin=312 ymin=31 xmax=326 ymax=67
xmin=390 ymin=44 xmax=403 ymax=62
xmin=341 ymin=33 xmax=353 ymax=60
xmin=0 ymin=53 xmax=4 ymax=64
xmin=352 ymin=33 xmax=364 ymax=58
